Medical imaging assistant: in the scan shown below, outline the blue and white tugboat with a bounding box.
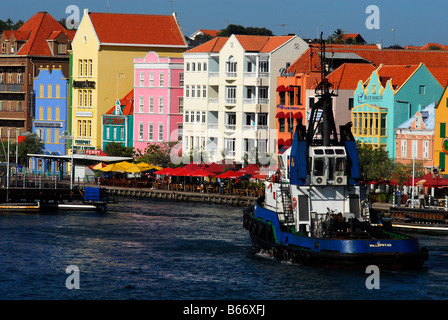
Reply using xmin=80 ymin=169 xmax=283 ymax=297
xmin=243 ymin=36 xmax=428 ymax=269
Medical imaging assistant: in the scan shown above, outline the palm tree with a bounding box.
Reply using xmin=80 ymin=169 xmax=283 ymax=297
xmin=332 ymin=28 xmax=345 ymax=43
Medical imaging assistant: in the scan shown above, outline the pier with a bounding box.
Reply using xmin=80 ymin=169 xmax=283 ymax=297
xmin=102 ymin=185 xmax=257 ymax=206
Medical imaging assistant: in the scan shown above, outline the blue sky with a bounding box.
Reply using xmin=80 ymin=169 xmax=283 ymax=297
xmin=2 ymin=0 xmax=447 ymax=47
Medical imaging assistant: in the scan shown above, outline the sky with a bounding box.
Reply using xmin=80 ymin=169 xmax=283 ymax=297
xmin=2 ymin=0 xmax=448 ymax=47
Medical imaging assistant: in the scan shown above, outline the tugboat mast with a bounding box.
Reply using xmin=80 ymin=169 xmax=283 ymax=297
xmin=306 ymin=32 xmax=338 ymax=147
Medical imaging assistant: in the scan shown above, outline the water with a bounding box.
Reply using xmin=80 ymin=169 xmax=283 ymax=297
xmin=0 ymin=197 xmax=448 ymax=300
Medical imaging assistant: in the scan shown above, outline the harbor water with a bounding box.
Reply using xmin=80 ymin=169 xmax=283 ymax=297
xmin=0 ymin=197 xmax=448 ymax=300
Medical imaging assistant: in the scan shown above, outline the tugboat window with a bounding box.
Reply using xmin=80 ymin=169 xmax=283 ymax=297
xmin=313 ymin=158 xmax=324 ymax=176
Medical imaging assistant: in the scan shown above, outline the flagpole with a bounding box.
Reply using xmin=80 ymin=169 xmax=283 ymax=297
xmin=6 ymin=129 xmax=10 ymax=201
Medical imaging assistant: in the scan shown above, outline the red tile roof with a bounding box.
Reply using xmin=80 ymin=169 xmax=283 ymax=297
xmin=288 ymin=44 xmax=448 ymax=75
xmin=106 ymin=89 xmax=134 ymax=115
xmin=7 ymin=12 xmax=75 ymax=56
xmin=88 ymin=12 xmax=187 ymax=47
xmin=322 ymin=63 xmax=376 ymax=90
xmin=427 ymin=67 xmax=448 ymax=87
xmin=368 ymin=65 xmax=420 ymax=91
xmin=186 ymin=35 xmax=294 ymax=53
xmin=199 ymin=29 xmax=219 ymax=37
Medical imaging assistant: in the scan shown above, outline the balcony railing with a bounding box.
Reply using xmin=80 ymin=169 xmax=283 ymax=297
xmin=209 ymin=98 xmax=218 ymax=104
xmin=0 ymin=83 xmax=24 ymax=92
xmin=224 ymin=124 xmax=236 ymax=131
xmin=243 ymin=98 xmax=255 ymax=104
xmin=258 ymin=98 xmax=269 ymax=104
xmin=225 ymin=98 xmax=236 ymax=104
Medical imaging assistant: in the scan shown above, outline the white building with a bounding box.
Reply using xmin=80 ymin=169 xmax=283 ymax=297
xmin=182 ymin=34 xmax=308 ymax=164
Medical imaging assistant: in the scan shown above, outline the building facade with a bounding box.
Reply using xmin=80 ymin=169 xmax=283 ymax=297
xmin=352 ymin=63 xmax=444 ymax=158
xmin=395 ymin=102 xmax=435 ymax=169
xmin=434 ymin=85 xmax=448 ymax=171
xmin=133 ymin=51 xmax=184 ymax=154
xmin=70 ymin=9 xmax=187 ymax=154
xmin=0 ymin=12 xmax=73 ymax=142
xmin=182 ymin=34 xmax=308 ymax=164
xmin=31 ymin=66 xmax=69 ymax=174
xmin=101 ymin=89 xmax=134 ymax=150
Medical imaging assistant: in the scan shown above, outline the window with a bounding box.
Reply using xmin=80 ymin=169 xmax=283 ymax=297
xmin=419 ymin=85 xmax=426 ymax=95
xmin=17 ymin=70 xmax=22 ymax=84
xmin=89 ymin=90 xmax=93 ymax=107
xmin=440 ymin=152 xmax=446 ymax=170
xmin=401 ymin=140 xmax=407 ymax=158
xmin=348 ymin=97 xmax=354 ymax=110
xmin=288 ymin=118 xmax=293 ymax=132
xmin=47 ymin=107 xmax=52 ymax=121
xmin=1 ymin=43 xmax=5 ymax=53
xmin=190 ymin=110 xmax=194 ymax=123
xmin=380 ymin=114 xmax=387 ymax=136
xmin=78 ymin=120 xmax=82 ymax=136
xmin=148 ymin=96 xmax=154 ymax=113
xmin=185 ymin=111 xmax=189 ymax=123
xmin=57 ymin=43 xmax=67 ymax=54
xmin=158 ymin=124 xmax=163 ymax=141
xmin=279 ymin=118 xmax=285 ymax=132
xmin=226 ymin=56 xmax=237 ymax=77
xmin=55 ymin=107 xmax=60 ymax=120
xmin=198 ymin=62 xmax=201 ymax=72
xmin=203 ymin=62 xmax=207 ymax=71
xmin=89 ymin=60 xmax=93 ymax=77
xmin=258 ymin=87 xmax=268 ymax=103
xmin=441 ymin=123 xmax=446 ymax=138
xmin=159 ymin=73 xmax=164 ymax=87
xmin=226 ymin=86 xmax=236 ymax=103
xmin=423 ymin=140 xmax=429 ymax=159
xmin=106 ymin=127 xmax=110 ymax=139
xmin=46 ymin=129 xmax=51 ymax=143
xmin=178 ymin=97 xmax=183 ymax=113
xmin=113 ymin=127 xmax=117 ymax=140
xmin=259 ymin=60 xmax=269 ymax=74
xmin=179 ymin=73 xmax=184 ymax=87
xmin=202 ymin=111 xmax=206 ymax=123
xmin=158 ymin=97 xmax=163 ymax=113
xmin=139 ymin=96 xmax=144 ymax=113
xmin=148 ymin=123 xmax=153 ymax=141
xmin=279 ymin=92 xmax=286 ymax=105
xmin=84 ymin=60 xmax=88 ymax=77
xmin=120 ymin=127 xmax=124 ymax=140
xmin=202 ymin=85 xmax=206 ymax=98
xmin=197 ymin=86 xmax=200 ymax=98
xmin=186 ymin=63 xmax=190 ymax=72
xmin=138 ymin=122 xmax=144 ymax=140
xmin=258 ymin=113 xmax=268 ymax=126
xmin=191 ymin=85 xmax=195 ymax=98
xmin=79 ymin=60 xmax=83 ymax=77
xmin=288 ymin=91 xmax=294 ymax=106
xmin=225 ymin=112 xmax=236 ymax=126
xmin=192 ymin=62 xmax=196 ymax=71
xmin=149 ymin=73 xmax=154 ymax=87
xmin=139 ymin=72 xmax=145 ymax=87
xmin=196 ymin=111 xmax=200 ymax=123
xmin=56 ymin=84 xmax=60 ymax=98
xmin=412 ymin=140 xmax=418 ymax=158
xmin=224 ymin=138 xmax=235 ymax=156
xmin=185 ymin=85 xmax=189 ymax=98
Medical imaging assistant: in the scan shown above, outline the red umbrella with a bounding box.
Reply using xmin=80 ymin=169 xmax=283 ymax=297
xmin=189 ymin=169 xmax=216 ymax=177
xmin=170 ymin=168 xmax=192 ymax=176
xmin=216 ymin=170 xmax=244 ymax=179
xmin=238 ymin=164 xmax=259 ymax=174
xmin=404 ymin=173 xmax=448 ymax=188
xmin=155 ymin=167 xmax=174 ymax=175
xmin=182 ymin=163 xmax=202 ymax=171
xmin=205 ymin=162 xmax=225 ymax=174
xmin=251 ymin=173 xmax=267 ymax=180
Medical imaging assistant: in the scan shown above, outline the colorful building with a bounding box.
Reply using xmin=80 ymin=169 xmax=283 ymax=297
xmin=70 ymin=9 xmax=187 ymax=153
xmin=101 ymin=89 xmax=134 ymax=150
xmin=352 ymin=63 xmax=445 ymax=158
xmin=435 ymin=85 xmax=448 ymax=171
xmin=395 ymin=102 xmax=435 ymax=169
xmin=0 ymin=11 xmax=73 ymax=142
xmin=133 ymin=51 xmax=184 ymax=154
xmin=182 ymin=34 xmax=308 ymax=164
xmin=31 ymin=66 xmax=69 ymax=175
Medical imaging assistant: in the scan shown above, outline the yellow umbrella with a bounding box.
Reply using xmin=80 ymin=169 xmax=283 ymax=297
xmin=136 ymin=162 xmax=151 ymax=170
xmin=115 ymin=161 xmax=135 ymax=169
xmin=124 ymin=164 xmax=142 ymax=173
xmin=99 ymin=163 xmax=126 ymax=173
xmin=91 ymin=162 xmax=106 ymax=170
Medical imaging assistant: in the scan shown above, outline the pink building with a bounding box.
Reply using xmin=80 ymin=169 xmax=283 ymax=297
xmin=133 ymin=51 xmax=184 ymax=153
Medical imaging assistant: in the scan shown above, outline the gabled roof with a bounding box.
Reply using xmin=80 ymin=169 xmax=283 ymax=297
xmin=5 ymin=11 xmax=74 ymax=56
xmin=185 ymin=35 xmax=295 ymax=54
xmin=398 ymin=102 xmax=435 ymax=130
xmin=106 ymin=89 xmax=134 ymax=116
xmin=288 ymin=44 xmax=448 ymax=75
xmin=87 ymin=12 xmax=187 ymax=47
xmin=373 ymin=64 xmax=420 ymax=91
xmin=322 ymin=63 xmax=376 ymax=90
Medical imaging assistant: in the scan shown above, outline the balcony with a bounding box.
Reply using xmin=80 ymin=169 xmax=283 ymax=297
xmin=224 ymin=124 xmax=236 ymax=131
xmin=0 ymin=83 xmax=25 ymax=93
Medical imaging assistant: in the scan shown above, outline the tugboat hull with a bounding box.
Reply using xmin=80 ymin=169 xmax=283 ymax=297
xmin=244 ymin=202 xmax=428 ymax=270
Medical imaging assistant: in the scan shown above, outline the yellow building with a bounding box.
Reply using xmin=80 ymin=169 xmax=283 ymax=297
xmin=70 ymin=9 xmax=187 ymax=152
xmin=434 ymin=84 xmax=448 ymax=171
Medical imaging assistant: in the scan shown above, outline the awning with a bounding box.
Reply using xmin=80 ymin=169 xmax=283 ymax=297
xmin=278 ymin=138 xmax=285 ymax=145
xmin=276 ymin=112 xmax=285 ymax=118
xmin=285 ymin=86 xmax=294 ymax=91
xmin=293 ymin=112 xmax=303 ymax=119
xmin=276 ymin=85 xmax=286 ymax=92
xmin=284 ymin=139 xmax=292 ymax=146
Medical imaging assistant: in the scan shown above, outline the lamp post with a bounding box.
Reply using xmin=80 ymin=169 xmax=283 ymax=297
xmin=432 ymin=168 xmax=445 ymax=206
xmin=60 ymin=131 xmax=74 ymax=190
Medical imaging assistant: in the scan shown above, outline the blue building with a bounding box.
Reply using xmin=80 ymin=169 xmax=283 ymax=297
xmin=31 ymin=66 xmax=69 ymax=175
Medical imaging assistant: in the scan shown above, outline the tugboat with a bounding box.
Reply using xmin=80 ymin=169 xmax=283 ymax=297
xmin=243 ymin=35 xmax=428 ymax=269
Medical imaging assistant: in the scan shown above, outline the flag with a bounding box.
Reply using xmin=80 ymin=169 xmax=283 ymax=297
xmin=17 ymin=135 xmax=25 ymax=143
